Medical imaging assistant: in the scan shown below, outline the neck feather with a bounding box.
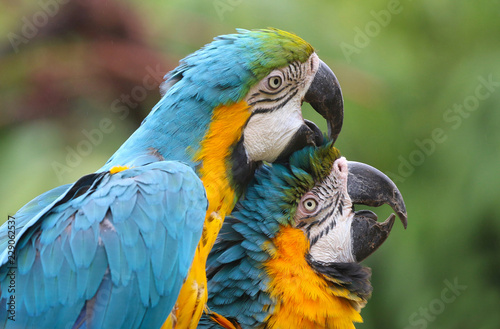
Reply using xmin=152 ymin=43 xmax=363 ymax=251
xmin=194 ymin=101 xmax=252 ymax=256
xmin=169 ymin=101 xmax=252 ymax=328
xmin=103 ymin=93 xmax=252 ymax=256
xmin=263 ymin=227 xmax=364 ymax=329
xmin=101 ymin=95 xmax=212 ymax=170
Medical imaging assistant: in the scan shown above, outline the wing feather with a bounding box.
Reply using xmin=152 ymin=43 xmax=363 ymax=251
xmin=0 ymin=161 xmax=207 ymax=329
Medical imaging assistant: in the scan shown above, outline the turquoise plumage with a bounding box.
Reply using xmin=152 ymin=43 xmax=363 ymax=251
xmin=200 ymin=145 xmax=329 ymax=329
xmin=0 ymin=29 xmax=346 ymax=328
xmin=0 ymin=162 xmax=206 ymax=328
xmin=101 ymin=29 xmax=313 ymax=170
xmin=199 ymin=141 xmax=407 ymax=329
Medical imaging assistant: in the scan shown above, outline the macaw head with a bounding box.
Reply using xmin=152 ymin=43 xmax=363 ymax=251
xmin=158 ymin=29 xmax=343 ymax=191
xmin=203 ymin=141 xmax=407 ymax=328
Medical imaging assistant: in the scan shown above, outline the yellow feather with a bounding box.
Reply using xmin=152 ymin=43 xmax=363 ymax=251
xmin=264 ymin=227 xmax=363 ymax=329
xmin=109 ymin=165 xmax=130 ymax=174
xmin=162 ymin=101 xmax=251 ymax=329
xmin=208 ymin=311 xmax=242 ymax=329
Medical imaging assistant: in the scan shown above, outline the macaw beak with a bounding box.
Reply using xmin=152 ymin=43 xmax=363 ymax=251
xmin=274 ymin=119 xmax=324 ymax=162
xmin=304 ymin=60 xmax=344 ymax=143
xmin=273 ymin=60 xmax=342 ymax=162
xmin=346 ymin=161 xmax=408 ymax=262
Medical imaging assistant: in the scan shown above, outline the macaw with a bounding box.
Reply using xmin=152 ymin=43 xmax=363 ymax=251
xmin=199 ymin=140 xmax=407 ymax=329
xmin=0 ymin=29 xmax=345 ymax=329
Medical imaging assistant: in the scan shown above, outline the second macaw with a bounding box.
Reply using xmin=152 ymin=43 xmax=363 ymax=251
xmin=199 ymin=140 xmax=407 ymax=329
xmin=0 ymin=29 xmax=344 ymax=329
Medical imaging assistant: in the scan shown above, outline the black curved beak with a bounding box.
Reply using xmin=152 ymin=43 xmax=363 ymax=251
xmin=347 ymin=161 xmax=408 ymax=262
xmin=274 ymin=119 xmax=324 ymax=162
xmin=304 ymin=60 xmax=344 ymax=143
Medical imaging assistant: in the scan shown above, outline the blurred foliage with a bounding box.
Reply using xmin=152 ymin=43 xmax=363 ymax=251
xmin=1 ymin=0 xmax=499 ymax=328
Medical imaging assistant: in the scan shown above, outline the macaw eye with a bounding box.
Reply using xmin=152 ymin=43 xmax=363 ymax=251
xmin=303 ymin=198 xmax=318 ymax=212
xmin=267 ymin=75 xmax=282 ymax=90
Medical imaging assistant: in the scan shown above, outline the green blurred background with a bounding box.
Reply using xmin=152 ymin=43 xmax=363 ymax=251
xmin=1 ymin=0 xmax=499 ymax=328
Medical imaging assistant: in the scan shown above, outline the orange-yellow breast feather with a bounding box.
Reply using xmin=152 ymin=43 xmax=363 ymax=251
xmin=264 ymin=227 xmax=362 ymax=329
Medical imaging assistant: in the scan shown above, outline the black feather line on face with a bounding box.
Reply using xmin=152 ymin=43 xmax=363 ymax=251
xmin=249 ymin=87 xmax=292 ymax=105
xmin=250 ymin=88 xmax=299 ymax=114
xmin=306 ymin=254 xmax=373 ymax=301
xmin=301 ymin=188 xmax=345 ymax=248
xmin=305 ymin=206 xmax=336 ymax=246
xmin=247 ymin=59 xmax=306 ymax=113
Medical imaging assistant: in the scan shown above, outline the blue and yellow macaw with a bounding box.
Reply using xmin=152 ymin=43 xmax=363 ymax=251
xmin=0 ymin=29 xmax=345 ymax=329
xmin=199 ymin=141 xmax=407 ymax=329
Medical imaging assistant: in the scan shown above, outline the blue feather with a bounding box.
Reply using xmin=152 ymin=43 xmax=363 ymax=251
xmin=17 ymin=239 xmax=36 ymax=274
xmin=100 ymin=221 xmax=123 ymax=284
xmin=70 ymin=227 xmax=98 ymax=268
xmin=0 ymin=28 xmax=320 ymax=328
xmin=85 ymin=246 xmax=107 ymax=299
xmin=201 ymin=144 xmax=342 ymax=329
xmin=113 ymin=216 xmax=140 ymax=246
xmin=134 ymin=197 xmax=161 ymax=231
xmin=110 ymin=193 xmax=137 ymax=220
xmin=241 ymin=240 xmax=261 ymax=253
xmin=216 ymin=245 xmax=245 ymax=264
xmin=1 ymin=161 xmax=207 ymax=328
xmin=43 ymin=271 xmax=58 ymax=302
xmin=123 ymin=234 xmax=147 ymax=272
xmin=61 ymin=231 xmax=77 ymax=271
xmin=150 ymin=222 xmax=167 ymax=277
xmin=40 ymin=214 xmax=70 ymax=245
xmin=40 ymin=235 xmax=64 ymax=276
xmin=136 ymin=261 xmax=152 ymax=306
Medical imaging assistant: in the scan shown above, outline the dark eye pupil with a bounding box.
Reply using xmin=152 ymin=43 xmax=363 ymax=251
xmin=269 ymin=77 xmax=281 ymax=88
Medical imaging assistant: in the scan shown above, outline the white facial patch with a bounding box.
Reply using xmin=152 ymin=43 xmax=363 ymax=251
xmin=298 ymin=157 xmax=356 ymax=264
xmin=242 ymin=53 xmax=320 ymax=163
xmin=243 ymin=99 xmax=304 ymax=162
xmin=308 ymin=213 xmax=355 ymax=263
